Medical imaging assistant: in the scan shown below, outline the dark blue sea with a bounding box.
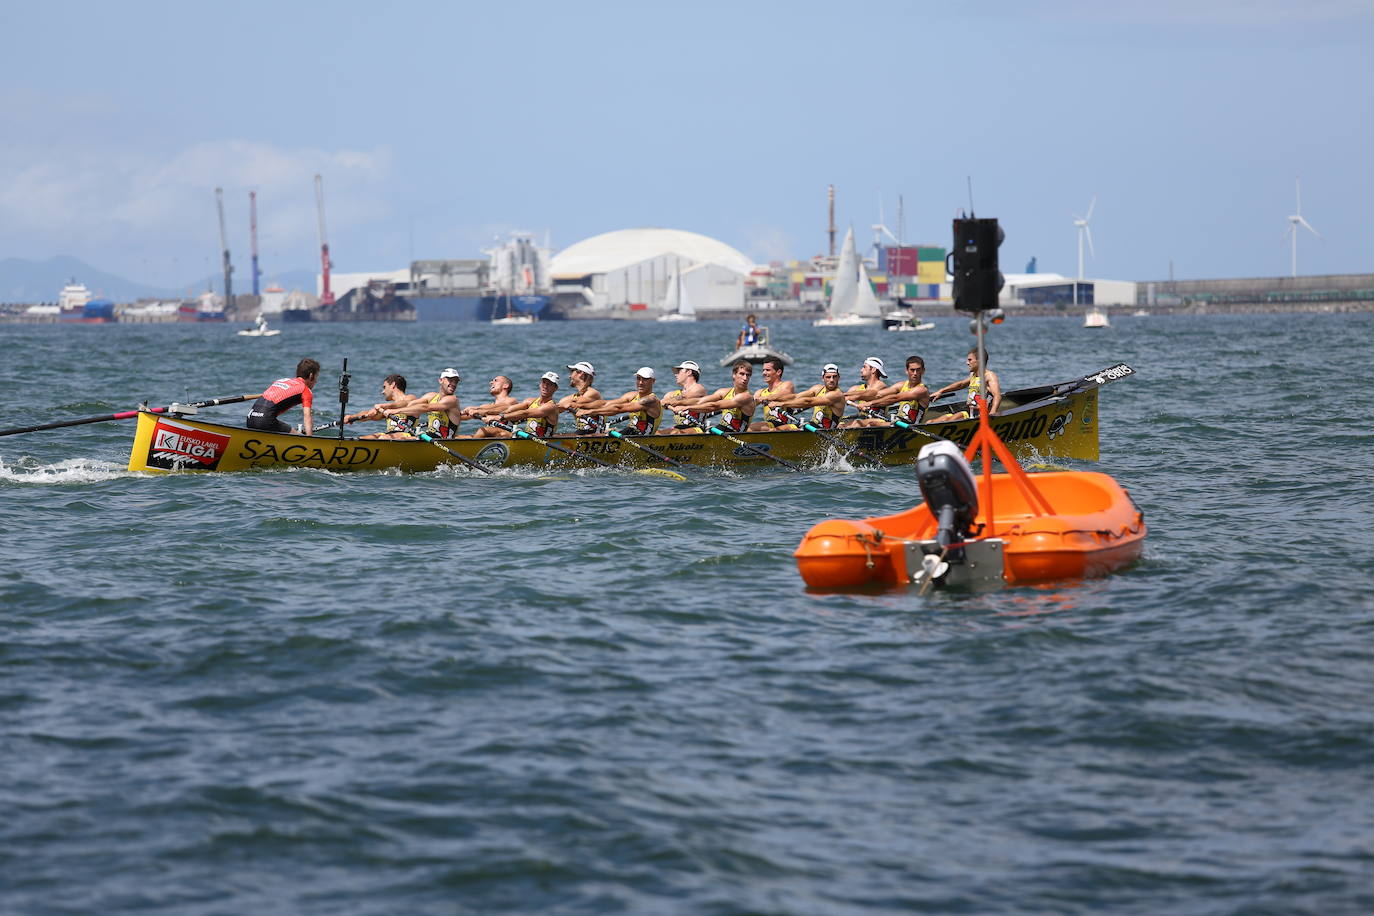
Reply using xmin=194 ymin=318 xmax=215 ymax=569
xmin=2 ymin=314 xmax=1372 ymax=914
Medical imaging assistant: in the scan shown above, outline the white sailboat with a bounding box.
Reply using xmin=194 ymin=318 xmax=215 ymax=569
xmin=657 ymin=266 xmax=696 ymax=322
xmin=491 ymin=291 xmax=536 ymax=325
xmin=814 ymin=228 xmax=881 ymax=327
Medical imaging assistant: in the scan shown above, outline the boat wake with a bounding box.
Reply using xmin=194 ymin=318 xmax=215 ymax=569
xmin=0 ymin=456 xmax=134 ymax=485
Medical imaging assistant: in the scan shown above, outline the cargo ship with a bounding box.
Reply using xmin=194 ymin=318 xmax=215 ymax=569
xmin=55 ymin=281 xmax=116 ymax=323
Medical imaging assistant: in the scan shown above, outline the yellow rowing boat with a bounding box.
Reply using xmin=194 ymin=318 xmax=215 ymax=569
xmin=127 ymin=364 xmax=1131 ymax=473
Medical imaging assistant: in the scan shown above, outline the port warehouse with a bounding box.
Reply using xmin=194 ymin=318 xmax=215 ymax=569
xmin=6 ymin=220 xmax=1373 ymax=319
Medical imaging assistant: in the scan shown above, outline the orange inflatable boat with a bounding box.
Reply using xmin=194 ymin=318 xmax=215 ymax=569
xmin=794 ymin=396 xmax=1145 ymax=590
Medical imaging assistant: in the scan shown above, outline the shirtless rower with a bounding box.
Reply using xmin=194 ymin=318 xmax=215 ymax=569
xmin=748 ymin=356 xmax=796 ymax=431
xmin=839 ymin=356 xmax=892 ymax=428
xmin=383 ymin=367 xmax=463 ymax=439
xmin=343 ymin=373 xmax=416 ymax=439
xmin=771 ymin=363 xmax=846 ymax=431
xmin=661 ymin=360 xmax=710 ymax=435
xmin=491 ymin=371 xmax=561 ymax=438
xmin=669 ymin=359 xmax=755 ymax=434
xmin=851 ymin=355 xmax=933 ymax=427
xmin=460 ymin=375 xmax=521 ymax=439
xmin=559 ymin=360 xmax=605 ymax=436
xmin=576 ymin=367 xmax=662 ymax=435
xmin=929 ymin=347 xmax=1002 ymax=421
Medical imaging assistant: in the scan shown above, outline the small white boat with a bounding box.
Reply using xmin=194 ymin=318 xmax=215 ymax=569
xmin=491 ymin=292 xmax=537 ymax=325
xmin=884 ymin=309 xmax=934 ymax=332
xmin=237 ymin=316 xmax=281 ymax=337
xmin=720 ymin=325 xmax=794 ymax=366
xmin=1084 ymin=308 xmax=1109 ymax=328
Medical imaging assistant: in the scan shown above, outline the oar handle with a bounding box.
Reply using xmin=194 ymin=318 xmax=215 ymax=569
xmin=0 ymin=393 xmax=254 ymax=438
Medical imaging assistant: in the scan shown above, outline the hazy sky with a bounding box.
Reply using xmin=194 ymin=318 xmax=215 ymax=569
xmin=3 ymin=0 xmax=1370 ymax=286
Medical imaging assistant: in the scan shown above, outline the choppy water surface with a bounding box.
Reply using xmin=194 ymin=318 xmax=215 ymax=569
xmin=2 ymin=315 xmax=1372 ymax=914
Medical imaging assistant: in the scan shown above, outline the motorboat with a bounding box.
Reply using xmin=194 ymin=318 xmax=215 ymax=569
xmin=720 ymin=325 xmax=794 ymax=366
xmin=237 ymin=315 xmax=281 ymax=337
xmin=1083 ymin=308 xmax=1109 ymax=328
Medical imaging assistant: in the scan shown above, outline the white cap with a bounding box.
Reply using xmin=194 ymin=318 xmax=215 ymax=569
xmin=672 ymin=360 xmax=700 ymax=373
xmin=635 ymin=366 xmax=656 ymax=379
xmin=822 ymin=363 xmax=840 ymax=375
xmin=540 ymin=371 xmax=560 ymax=387
xmin=863 ymin=356 xmax=888 ymax=378
xmin=566 ymin=361 xmax=595 ymax=376
xmin=440 ymin=368 xmax=461 ymax=380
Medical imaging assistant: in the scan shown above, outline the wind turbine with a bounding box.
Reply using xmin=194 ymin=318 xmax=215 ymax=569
xmin=1072 ymin=195 xmax=1096 ymax=306
xmin=1285 ymin=178 xmax=1321 ymax=277
xmin=871 ymin=196 xmax=900 ymax=268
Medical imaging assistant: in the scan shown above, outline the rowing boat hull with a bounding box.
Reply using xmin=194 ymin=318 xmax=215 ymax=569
xmin=126 ymin=366 xmax=1124 ymax=473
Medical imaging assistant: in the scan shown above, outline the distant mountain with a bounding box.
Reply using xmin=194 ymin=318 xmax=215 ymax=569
xmin=0 ymin=256 xmax=317 ymax=303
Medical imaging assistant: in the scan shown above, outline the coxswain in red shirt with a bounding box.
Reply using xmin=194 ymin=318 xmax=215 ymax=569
xmin=247 ymin=358 xmax=320 ymax=434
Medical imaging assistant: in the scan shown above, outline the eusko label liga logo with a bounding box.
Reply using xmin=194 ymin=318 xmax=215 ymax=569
xmin=147 ymin=420 xmax=230 ymax=470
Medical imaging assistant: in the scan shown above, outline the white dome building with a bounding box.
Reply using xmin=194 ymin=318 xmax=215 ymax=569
xmin=550 ymin=227 xmax=752 ymax=314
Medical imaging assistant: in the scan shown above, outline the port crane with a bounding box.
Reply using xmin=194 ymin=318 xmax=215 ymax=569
xmin=315 ymin=174 xmax=335 ymax=306
xmin=249 ymin=191 xmax=261 ymax=297
xmin=214 ymin=187 xmax=234 ymax=310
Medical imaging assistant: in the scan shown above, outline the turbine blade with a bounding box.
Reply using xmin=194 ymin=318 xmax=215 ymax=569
xmin=1295 ymin=177 xmax=1302 ymax=214
xmin=1298 ymin=217 xmax=1321 ymax=238
xmin=1085 ymin=226 xmax=1095 ymax=257
xmin=1085 ymin=195 xmax=1097 ymax=221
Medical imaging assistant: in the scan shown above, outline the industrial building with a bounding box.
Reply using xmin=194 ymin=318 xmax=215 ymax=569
xmin=549 ymin=228 xmax=754 ymax=316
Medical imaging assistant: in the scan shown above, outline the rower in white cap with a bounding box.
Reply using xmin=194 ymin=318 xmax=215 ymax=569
xmin=770 ymin=363 xmax=847 ymax=430
xmin=839 ymin=356 xmax=893 ymax=427
xmin=559 ymin=360 xmax=606 ymax=435
xmin=575 ymin=367 xmax=663 ymax=436
xmin=483 ymin=371 xmax=562 ymax=439
xmin=383 ymin=367 xmax=463 ymax=439
xmin=662 ymin=359 xmax=709 ymax=434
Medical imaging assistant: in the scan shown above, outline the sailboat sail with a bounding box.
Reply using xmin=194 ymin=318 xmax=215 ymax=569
xmin=828 ymin=227 xmax=858 ymax=317
xmin=678 ymin=271 xmax=696 ymax=318
xmin=854 ymin=258 xmax=881 ymax=318
xmin=662 ymin=267 xmax=680 ymax=313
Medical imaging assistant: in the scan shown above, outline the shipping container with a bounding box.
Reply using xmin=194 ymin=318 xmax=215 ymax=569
xmin=918 ymin=262 xmax=946 ymax=283
xmin=917 ymin=246 xmax=946 ymax=262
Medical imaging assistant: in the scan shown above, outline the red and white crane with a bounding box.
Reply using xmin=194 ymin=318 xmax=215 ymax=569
xmin=314 ymin=174 xmax=335 ymax=306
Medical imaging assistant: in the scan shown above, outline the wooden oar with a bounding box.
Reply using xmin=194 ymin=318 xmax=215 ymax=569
xmin=414 ymin=430 xmax=493 ymax=474
xmin=860 ymin=408 xmax=952 ymax=444
xmin=605 ymin=427 xmax=689 ymax=470
xmin=490 ymin=421 xmax=686 ymax=480
xmin=0 ymin=394 xmax=254 ymax=438
xmin=779 ymin=411 xmax=883 ymax=465
xmin=673 ymin=413 xmax=803 ymax=471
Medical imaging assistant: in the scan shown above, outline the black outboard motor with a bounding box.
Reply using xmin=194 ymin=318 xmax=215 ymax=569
xmin=916 ymin=441 xmax=979 ymax=562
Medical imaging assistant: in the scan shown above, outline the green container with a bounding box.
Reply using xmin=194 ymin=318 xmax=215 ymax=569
xmin=917 ymin=246 xmax=946 ymax=262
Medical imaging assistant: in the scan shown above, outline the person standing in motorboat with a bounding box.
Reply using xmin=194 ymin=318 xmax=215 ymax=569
xmin=736 ymin=313 xmax=761 ymax=349
xmin=246 ymin=357 xmax=319 ymax=434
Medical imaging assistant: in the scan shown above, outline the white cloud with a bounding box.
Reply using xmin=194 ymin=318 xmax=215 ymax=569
xmin=0 ymin=138 xmax=391 ymax=278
